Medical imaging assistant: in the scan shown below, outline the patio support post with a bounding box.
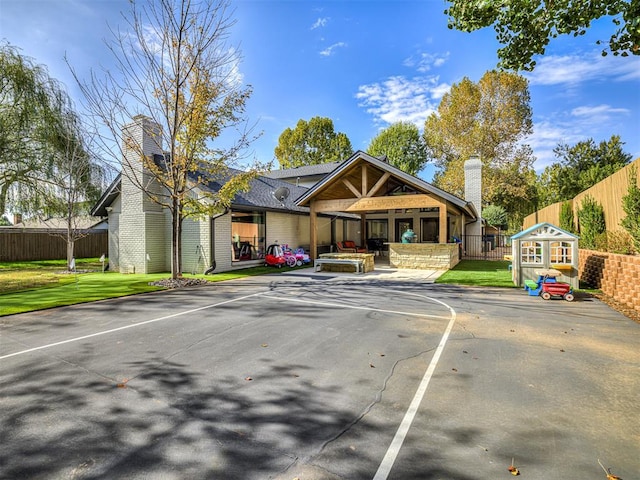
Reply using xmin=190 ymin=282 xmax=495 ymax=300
xmin=360 ymin=213 xmax=366 ymax=248
xmin=310 ymin=202 xmax=318 ymax=260
xmin=439 ymin=201 xmax=447 ymax=243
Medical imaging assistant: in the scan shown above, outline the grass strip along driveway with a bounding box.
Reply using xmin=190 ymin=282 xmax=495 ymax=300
xmin=0 ymin=259 xmax=291 ymax=316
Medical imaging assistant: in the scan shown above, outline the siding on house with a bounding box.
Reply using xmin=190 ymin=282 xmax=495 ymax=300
xmin=266 ymin=211 xmax=304 ymax=248
xmin=213 ymin=213 xmax=233 ymax=272
xmin=145 ymin=211 xmax=168 ymax=273
xmin=181 ymin=216 xmax=211 ymax=274
xmin=108 ymin=214 xmax=120 ymax=270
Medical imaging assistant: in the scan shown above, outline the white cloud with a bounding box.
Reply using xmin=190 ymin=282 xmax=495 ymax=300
xmin=571 ymin=104 xmax=629 ymax=119
xmin=355 ymin=76 xmax=447 ymax=126
xmin=527 ymin=102 xmax=631 ymax=171
xmin=319 ymin=42 xmax=346 ymax=57
xmin=403 ymin=51 xmax=449 ymax=73
xmin=526 ymin=120 xmax=575 ymax=170
xmin=526 ymin=53 xmax=640 ymax=86
xmin=430 ymin=82 xmax=451 ymax=100
xmin=311 ymin=17 xmax=329 ymax=29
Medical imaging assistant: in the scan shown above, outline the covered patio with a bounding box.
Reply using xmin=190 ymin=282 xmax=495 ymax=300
xmin=296 ymin=151 xmax=479 ymax=270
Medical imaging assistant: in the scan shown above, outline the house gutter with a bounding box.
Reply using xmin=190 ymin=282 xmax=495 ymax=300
xmin=205 ymin=210 xmax=228 ymax=275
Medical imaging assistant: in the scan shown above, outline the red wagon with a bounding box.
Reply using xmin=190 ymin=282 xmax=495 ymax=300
xmin=541 ymin=280 xmax=574 ymax=302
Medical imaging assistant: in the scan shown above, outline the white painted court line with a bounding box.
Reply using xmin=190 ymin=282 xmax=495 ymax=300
xmin=261 ymin=294 xmax=451 ymax=320
xmin=0 ymin=291 xmax=268 ymax=360
xmin=373 ymin=294 xmax=457 ymax=480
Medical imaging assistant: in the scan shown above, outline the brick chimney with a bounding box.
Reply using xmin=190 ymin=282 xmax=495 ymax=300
xmin=464 ymin=155 xmax=483 ymax=245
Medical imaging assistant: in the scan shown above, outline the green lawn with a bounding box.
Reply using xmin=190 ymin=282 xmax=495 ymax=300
xmin=435 ymin=260 xmax=516 ymax=288
xmin=0 ymin=260 xmax=302 ymax=316
xmin=0 ymin=258 xmax=531 ymax=316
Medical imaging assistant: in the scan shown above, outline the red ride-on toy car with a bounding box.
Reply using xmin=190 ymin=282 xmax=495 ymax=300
xmin=541 ymin=279 xmax=574 ymax=302
xmin=264 ymin=243 xmax=286 ymax=268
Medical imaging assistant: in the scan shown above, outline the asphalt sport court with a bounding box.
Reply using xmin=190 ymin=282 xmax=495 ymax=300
xmin=1 ymin=274 xmax=638 ymax=479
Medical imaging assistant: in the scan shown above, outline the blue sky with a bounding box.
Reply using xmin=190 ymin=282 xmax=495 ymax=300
xmin=1 ymin=0 xmax=639 ymax=182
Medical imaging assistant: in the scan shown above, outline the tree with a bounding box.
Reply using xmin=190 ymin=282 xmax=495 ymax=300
xmin=482 ymin=204 xmax=508 ymax=229
xmin=621 ymin=166 xmax=640 ymax=253
xmin=536 ymin=136 xmax=631 ymax=207
xmin=559 ymin=201 xmax=576 ymax=234
xmin=74 ymin=0 xmax=261 ymax=279
xmin=367 ymin=122 xmax=426 ymax=176
xmin=275 ymin=116 xmax=353 ymax=168
xmin=444 ymin=1 xmax=640 ymax=71
xmin=0 ymin=43 xmax=64 ymax=216
xmin=423 ymin=70 xmax=535 ymax=225
xmin=577 ymin=195 xmax=606 ymax=249
xmin=1 ymin=44 xmax=104 ymax=269
xmin=42 ymin=104 xmax=105 ymax=270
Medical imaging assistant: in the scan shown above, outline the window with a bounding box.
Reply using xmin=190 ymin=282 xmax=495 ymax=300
xmin=421 ymin=218 xmax=438 ymax=242
xmin=550 ymin=241 xmax=572 ymax=264
xmin=231 ymin=211 xmax=265 ymax=261
xmin=521 ymin=241 xmax=542 ymax=264
xmin=367 ymin=219 xmax=388 ymax=240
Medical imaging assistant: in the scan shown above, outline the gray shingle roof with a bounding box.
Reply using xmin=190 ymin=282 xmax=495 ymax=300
xmin=91 ymin=168 xmax=357 ymax=218
xmin=264 ymin=161 xmax=342 ymax=180
xmin=200 ymin=169 xmax=312 ymax=213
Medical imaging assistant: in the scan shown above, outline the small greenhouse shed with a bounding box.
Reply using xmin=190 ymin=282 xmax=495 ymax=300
xmin=511 ymin=222 xmax=579 ymax=289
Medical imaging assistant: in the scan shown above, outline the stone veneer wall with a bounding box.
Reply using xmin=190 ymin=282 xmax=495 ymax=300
xmin=389 ymin=243 xmax=460 ymax=270
xmin=579 ymin=249 xmax=640 ymax=315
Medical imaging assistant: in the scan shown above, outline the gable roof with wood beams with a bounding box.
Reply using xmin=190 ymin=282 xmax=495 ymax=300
xmin=296 ymin=150 xmax=478 ymax=219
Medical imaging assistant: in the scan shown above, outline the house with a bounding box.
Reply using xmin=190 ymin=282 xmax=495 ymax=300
xmin=93 ymin=116 xmax=481 ymax=274
xmin=91 ymin=116 xmax=359 ymax=274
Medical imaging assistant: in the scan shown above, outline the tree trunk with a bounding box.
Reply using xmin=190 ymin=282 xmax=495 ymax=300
xmin=171 ymin=198 xmax=184 ymax=279
xmin=67 ymin=239 xmax=75 ymax=271
xmin=171 ymin=200 xmax=179 ymax=279
xmin=67 ymin=214 xmax=74 ymax=271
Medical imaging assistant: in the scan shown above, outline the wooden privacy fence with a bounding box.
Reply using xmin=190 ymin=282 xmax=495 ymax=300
xmin=523 ymin=157 xmax=640 ymax=230
xmin=0 ymin=229 xmax=108 ymax=262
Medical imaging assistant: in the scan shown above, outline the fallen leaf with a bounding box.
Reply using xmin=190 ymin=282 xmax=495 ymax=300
xmin=463 ymin=350 xmax=468 ymax=354
xmin=245 ymin=376 xmax=253 ymax=381
xmin=510 ymin=329 xmax=515 ymax=332
xmin=116 ymin=378 xmax=129 ymax=389
xmin=599 ymin=459 xmax=623 ymax=479
xmin=261 ymin=343 xmax=269 ymax=347
xmin=560 ymin=349 xmax=565 ymax=352
xmin=369 ymin=363 xmax=375 ymax=368
xmin=379 ymin=353 xmax=386 ymax=357
xmin=452 ymin=368 xmax=458 ymax=372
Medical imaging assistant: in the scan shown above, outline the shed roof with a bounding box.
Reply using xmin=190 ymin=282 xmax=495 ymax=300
xmin=511 ymin=222 xmax=579 ymax=240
